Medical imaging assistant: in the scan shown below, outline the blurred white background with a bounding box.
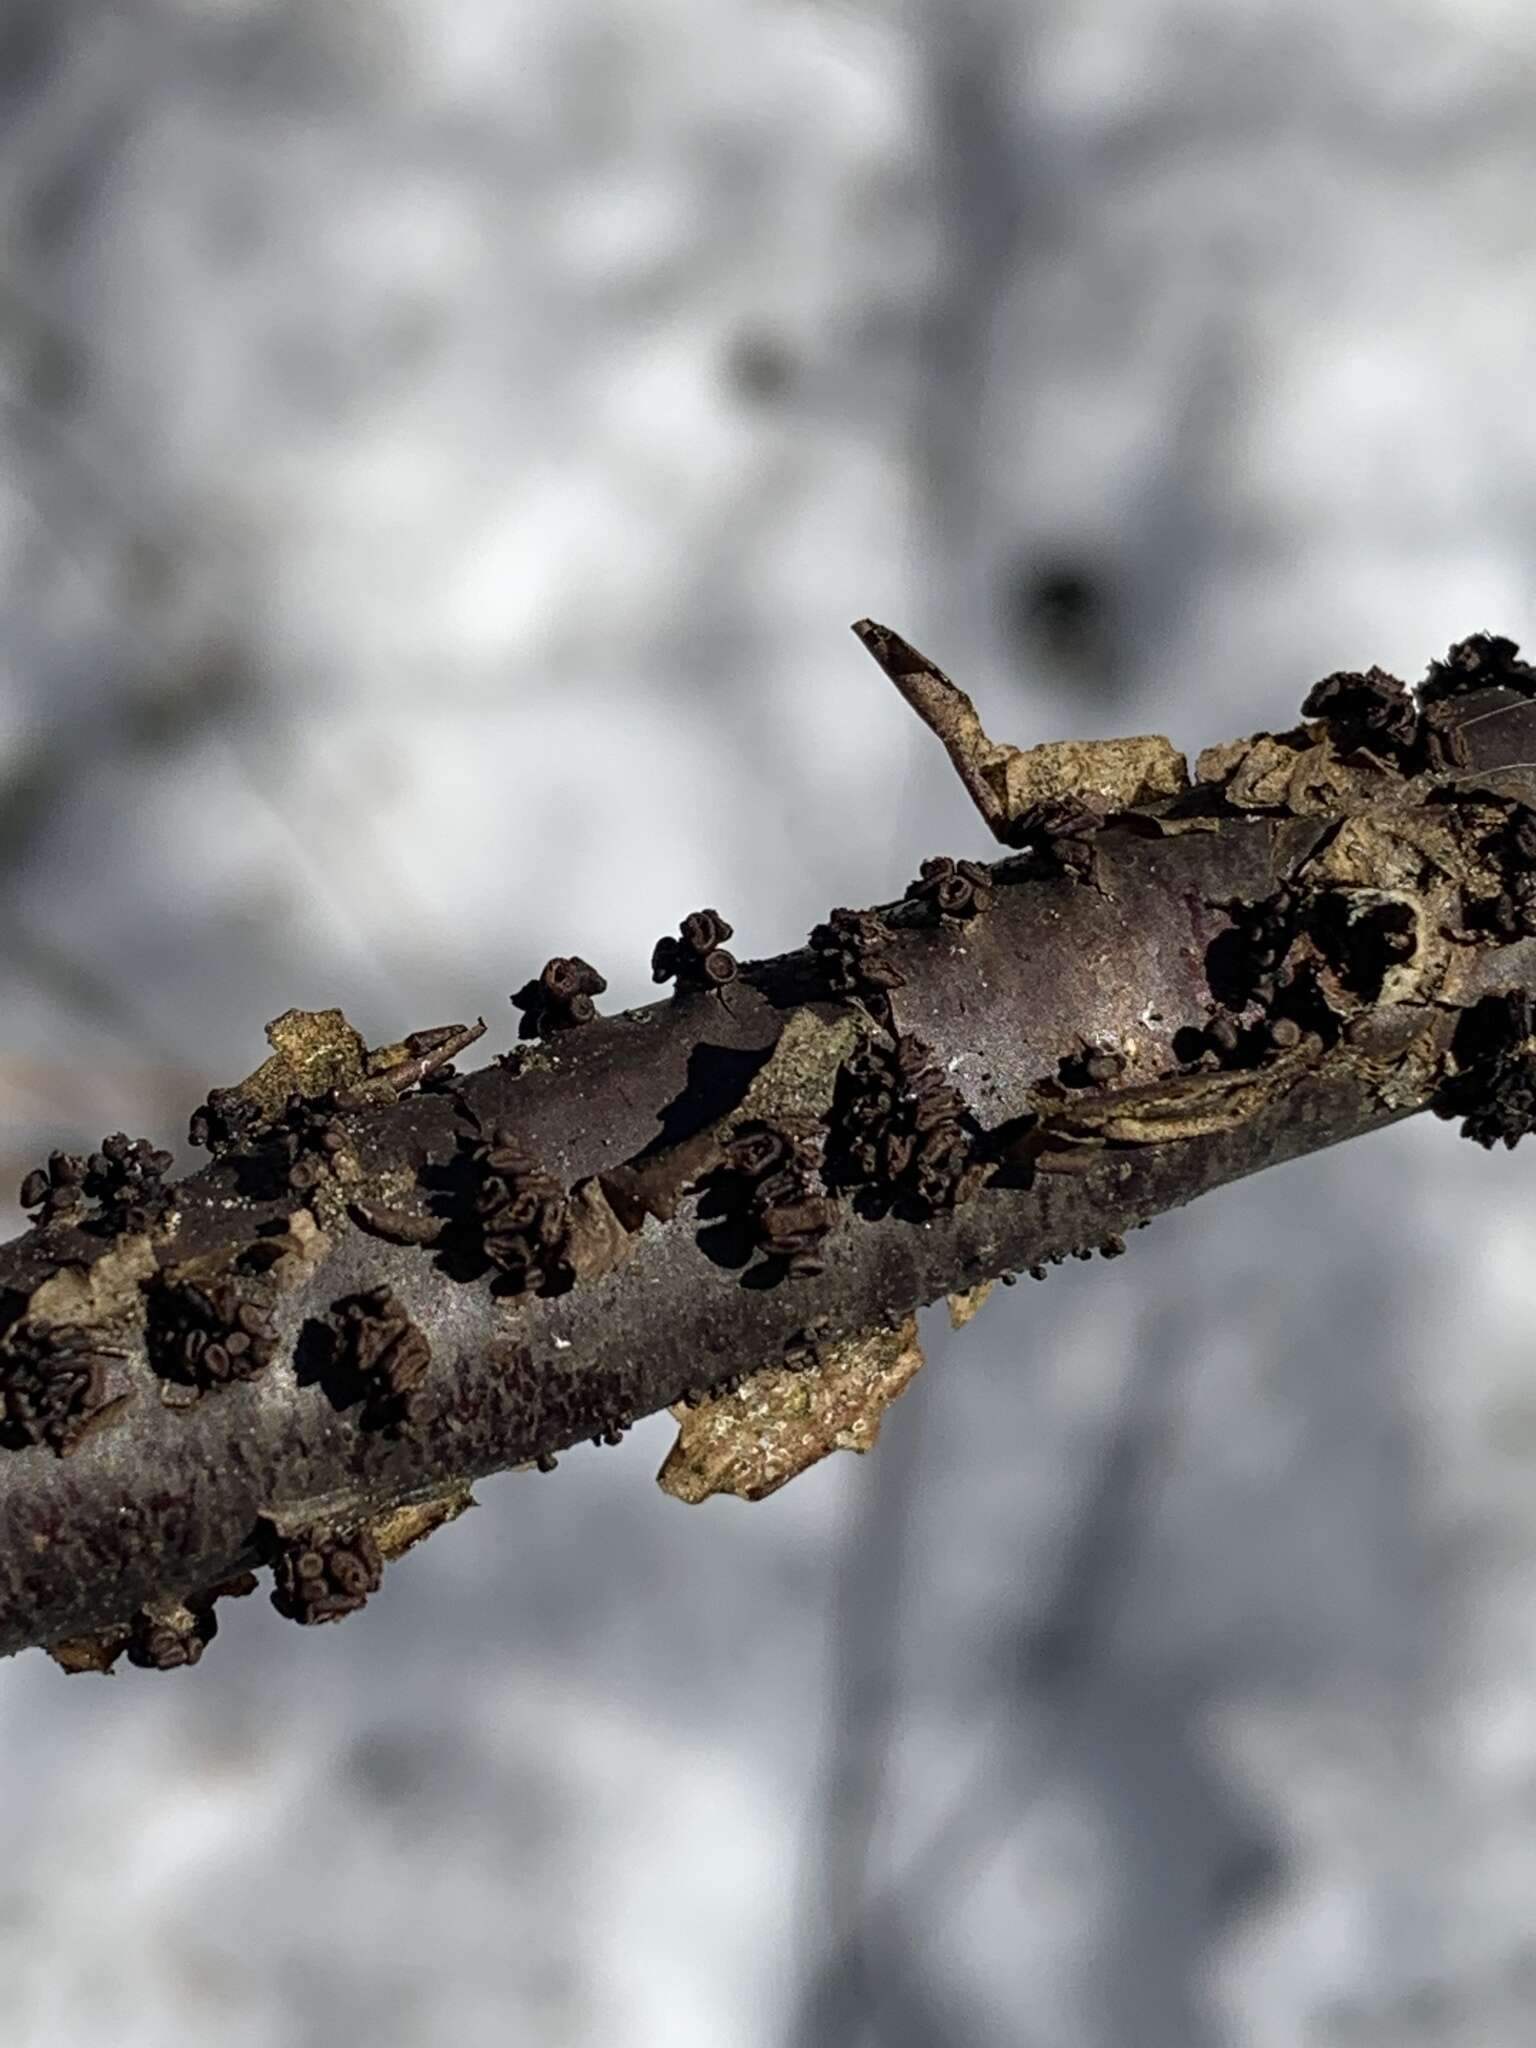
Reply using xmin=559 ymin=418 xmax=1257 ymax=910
xmin=3 ymin=2 xmax=1536 ymax=2043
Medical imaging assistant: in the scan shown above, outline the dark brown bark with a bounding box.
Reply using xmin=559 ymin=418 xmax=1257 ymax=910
xmin=4 ymin=636 xmax=1536 ymax=1672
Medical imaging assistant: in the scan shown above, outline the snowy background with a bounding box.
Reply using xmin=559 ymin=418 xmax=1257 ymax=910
xmin=2 ymin=1 xmax=1536 ymax=2042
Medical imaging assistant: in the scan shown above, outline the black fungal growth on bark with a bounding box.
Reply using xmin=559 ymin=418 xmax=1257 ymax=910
xmin=511 ymin=955 xmax=608 ymax=1038
xmin=1058 ymin=1044 xmax=1126 ymax=1088
xmin=1434 ymin=990 xmax=1536 ymax=1150
xmin=266 ymin=1524 xmax=385 ymax=1627
xmin=808 ymin=907 xmax=906 ymax=1002
xmin=125 ymin=1575 xmax=258 ymax=1671
xmin=327 ymin=1285 xmax=433 ymax=1431
xmin=1419 ymin=632 xmax=1536 ymax=705
xmin=1002 ymin=795 xmax=1105 ymax=877
xmin=20 ymin=1133 xmax=175 ymax=1232
xmin=188 ymin=1085 xmax=271 ymax=1157
xmin=715 ymin=1118 xmax=840 ymax=1280
xmin=1301 ymin=666 xmax=1420 ymax=764
xmin=904 ymin=855 xmax=993 ymax=921
xmin=827 ymin=1035 xmax=988 ymax=1217
xmin=260 ymin=1095 xmax=351 ymax=1195
xmin=651 ymin=909 xmax=738 ymax=991
xmin=17 ymin=1153 xmax=88 ymax=1227
xmin=460 ymin=1126 xmax=575 ymax=1295
xmin=1209 ymin=887 xmax=1301 ymax=1013
xmin=0 ymin=1316 xmax=132 ymax=1455
xmin=1181 ymin=880 xmax=1364 ymax=1070
xmin=1468 ymin=805 xmax=1536 ymax=941
xmin=189 ymin=1086 xmax=348 ymax=1197
xmin=144 ymin=1275 xmax=280 ymax=1403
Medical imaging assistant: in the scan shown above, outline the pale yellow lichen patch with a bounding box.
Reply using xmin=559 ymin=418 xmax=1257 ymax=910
xmin=27 ymin=1234 xmax=158 ymax=1330
xmin=947 ymin=1280 xmax=995 ymax=1329
xmin=1195 ymin=728 xmax=1403 ymax=817
xmin=370 ymin=1486 xmax=476 ymax=1562
xmin=736 ymin=1007 xmax=867 ymax=1125
xmin=1195 ymin=732 xmax=1305 ymax=806
xmin=657 ymin=1316 xmax=924 ymax=1504
xmin=565 ymin=1177 xmax=637 ymax=1282
xmin=238 ymin=1007 xmax=370 ymax=1117
xmin=46 ymin=1629 xmax=129 ymax=1676
xmin=244 ymin=1208 xmax=332 ymax=1291
xmin=1301 ymin=808 xmax=1460 ymax=895
xmin=990 ymin=734 xmax=1188 ymax=821
xmin=1034 ymin=1052 xmax=1319 ymax=1146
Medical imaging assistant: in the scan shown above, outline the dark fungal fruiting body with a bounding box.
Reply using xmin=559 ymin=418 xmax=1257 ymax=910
xmin=1209 ymin=886 xmax=1300 ymax=1013
xmin=808 ymin=906 xmax=906 ymax=1002
xmin=651 ymin=909 xmax=738 ymax=992
xmin=20 ymin=1133 xmax=174 ymax=1232
xmin=1301 ymin=665 xmax=1420 ymax=767
xmin=125 ymin=1575 xmax=258 ymax=1672
xmin=18 ymin=1151 xmax=88 ymax=1227
xmin=1002 ymin=795 xmax=1105 ymax=878
xmin=263 ymin=1093 xmax=350 ymax=1195
xmin=189 ymin=1086 xmax=347 ymax=1197
xmin=904 ymin=855 xmax=993 ymax=922
xmin=1058 ymin=1044 xmax=1126 ymax=1089
xmin=330 ymin=1285 xmax=432 ymax=1431
xmin=1181 ymin=871 xmax=1393 ymax=1075
xmin=267 ymin=1524 xmax=385 ymax=1626
xmin=82 ymin=1132 xmax=176 ymax=1231
xmin=188 ymin=1085 xmax=270 ymax=1157
xmin=1466 ymin=803 xmax=1536 ymax=941
xmin=1420 ymin=632 xmax=1536 ymax=705
xmin=828 ymin=1035 xmax=988 ymax=1217
xmin=1418 ymin=698 xmax=1471 ymax=774
xmin=511 ymin=956 xmax=607 ymax=1039
xmin=1293 ymin=636 xmax=1536 ymax=776
xmin=460 ymin=1126 xmax=575 ymax=1295
xmin=0 ymin=1316 xmax=133 ymax=1455
xmin=1434 ymin=990 xmax=1536 ymax=1149
xmin=50 ymin=1571 xmax=260 ymax=1677
xmin=144 ymin=1274 xmax=279 ymax=1403
xmin=128 ymin=1610 xmax=212 ymax=1670
xmin=716 ymin=1117 xmax=839 ymax=1280
xmin=1178 ymin=883 xmax=1332 ymax=1069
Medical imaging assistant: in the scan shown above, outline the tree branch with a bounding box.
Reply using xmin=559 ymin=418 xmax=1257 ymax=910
xmin=4 ymin=628 xmax=1536 ymax=1673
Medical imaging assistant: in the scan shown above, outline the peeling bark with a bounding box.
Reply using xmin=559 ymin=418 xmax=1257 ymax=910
xmin=3 ymin=631 xmax=1536 ymax=1671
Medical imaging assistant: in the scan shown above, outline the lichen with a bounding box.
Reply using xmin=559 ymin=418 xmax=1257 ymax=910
xmin=657 ymin=1316 xmax=924 ymax=1503
xmin=235 ymin=1008 xmax=370 ymax=1119
xmin=1194 ymin=727 xmax=1406 ymax=816
xmin=369 ymin=1485 xmax=476 ymax=1561
xmin=26 ymin=1235 xmax=158 ymax=1330
xmin=736 ymin=1006 xmax=865 ymax=1126
xmin=947 ymin=1281 xmax=995 ymax=1329
xmin=563 ymin=1177 xmax=638 ymax=1283
xmin=990 ymin=733 xmax=1188 ymax=821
